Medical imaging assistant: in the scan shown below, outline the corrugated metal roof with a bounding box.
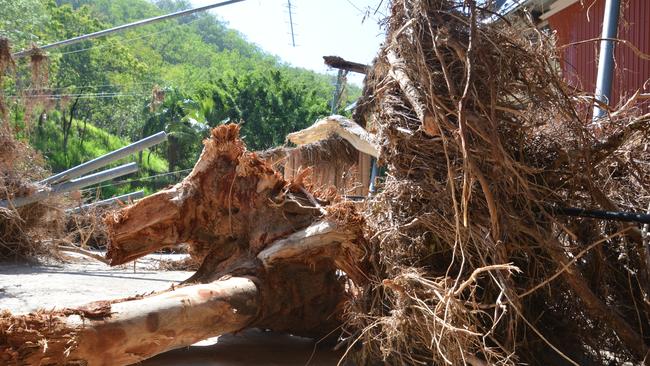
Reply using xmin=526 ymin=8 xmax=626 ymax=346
xmin=496 ymin=0 xmax=556 ymax=15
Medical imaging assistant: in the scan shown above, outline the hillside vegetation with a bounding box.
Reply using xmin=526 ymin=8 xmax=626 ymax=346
xmin=1 ymin=0 xmax=359 ymax=198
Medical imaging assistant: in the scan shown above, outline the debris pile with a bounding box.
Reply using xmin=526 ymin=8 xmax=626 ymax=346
xmin=347 ymin=0 xmax=650 ymax=364
xmin=0 ymin=39 xmax=64 ymax=262
xmin=0 ymin=124 xmax=63 ymax=261
xmin=0 ymin=124 xmax=362 ymax=364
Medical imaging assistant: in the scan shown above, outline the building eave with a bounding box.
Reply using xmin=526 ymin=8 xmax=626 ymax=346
xmin=540 ymin=0 xmax=580 ymax=20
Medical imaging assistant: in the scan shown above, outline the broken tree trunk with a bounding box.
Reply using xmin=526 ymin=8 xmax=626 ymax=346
xmin=286 ymin=115 xmax=379 ymax=158
xmin=1 ymin=124 xmax=364 ymax=365
xmin=1 ymin=277 xmax=258 ymax=365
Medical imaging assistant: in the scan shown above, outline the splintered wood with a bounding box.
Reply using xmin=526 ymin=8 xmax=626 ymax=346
xmin=1 ymin=124 xmax=365 ymax=365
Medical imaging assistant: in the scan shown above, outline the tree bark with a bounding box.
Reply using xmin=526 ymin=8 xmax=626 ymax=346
xmin=1 ymin=277 xmax=258 ymax=366
xmin=62 ymin=97 xmax=79 ymax=154
xmin=0 ymin=124 xmax=363 ymax=365
xmin=323 ymin=55 xmax=369 ymax=74
xmin=385 ymin=49 xmax=437 ymax=137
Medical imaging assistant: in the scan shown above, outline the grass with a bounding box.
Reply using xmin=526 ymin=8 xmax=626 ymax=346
xmin=31 ymin=119 xmax=173 ymax=199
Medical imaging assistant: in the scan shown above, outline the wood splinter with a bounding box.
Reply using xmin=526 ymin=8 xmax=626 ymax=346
xmin=0 ymin=124 xmax=365 ymax=366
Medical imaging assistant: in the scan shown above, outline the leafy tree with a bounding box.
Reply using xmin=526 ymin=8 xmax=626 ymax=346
xmin=143 ymin=88 xmax=209 ymax=171
xmin=3 ymin=0 xmax=360 ymax=181
xmin=0 ymin=0 xmax=49 ymax=47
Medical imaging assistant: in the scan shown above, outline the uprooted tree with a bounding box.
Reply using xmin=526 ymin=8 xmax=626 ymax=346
xmin=2 ymin=0 xmax=650 ymax=365
xmin=0 ymin=124 xmax=367 ymax=365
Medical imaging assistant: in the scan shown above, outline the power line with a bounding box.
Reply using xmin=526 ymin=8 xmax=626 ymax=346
xmin=56 ymin=15 xmax=205 ymax=57
xmin=12 ymin=0 xmax=247 ymax=58
xmin=13 ymin=82 xmax=159 ymax=97
xmin=6 ymin=92 xmax=150 ymax=100
xmin=41 ymin=81 xmax=157 ymax=91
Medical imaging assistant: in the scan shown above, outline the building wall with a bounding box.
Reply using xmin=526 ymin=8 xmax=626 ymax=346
xmin=546 ymin=0 xmax=649 ymax=109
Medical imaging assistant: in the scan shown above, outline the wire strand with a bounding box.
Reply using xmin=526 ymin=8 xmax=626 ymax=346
xmin=56 ymin=15 xmax=204 ymax=56
xmin=26 ymin=81 xmax=157 ymax=91
xmin=6 ymin=92 xmax=151 ymax=100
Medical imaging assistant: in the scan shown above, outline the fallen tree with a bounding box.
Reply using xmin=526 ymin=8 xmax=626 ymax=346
xmin=3 ymin=1 xmax=650 ymax=365
xmin=0 ymin=124 xmax=366 ymax=365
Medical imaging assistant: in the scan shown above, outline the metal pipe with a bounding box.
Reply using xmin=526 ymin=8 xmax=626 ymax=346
xmin=1 ymin=163 xmax=139 ymax=208
xmin=68 ymin=190 xmax=145 ymax=213
xmin=368 ymin=157 xmax=378 ymax=195
xmin=592 ymin=0 xmax=621 ymax=120
xmin=12 ymin=0 xmax=246 ymax=58
xmin=40 ymin=131 xmax=166 ymax=185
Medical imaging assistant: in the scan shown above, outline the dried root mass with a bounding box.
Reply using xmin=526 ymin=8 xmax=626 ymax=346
xmin=347 ymin=0 xmax=650 ymax=365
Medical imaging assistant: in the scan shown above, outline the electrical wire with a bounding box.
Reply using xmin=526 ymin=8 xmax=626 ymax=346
xmin=6 ymin=92 xmax=151 ymax=100
xmin=12 ymin=82 xmax=160 ymax=99
xmin=8 ymin=14 xmax=205 ymax=96
xmin=56 ymin=14 xmax=205 ymax=56
xmin=28 ymin=81 xmax=157 ymax=91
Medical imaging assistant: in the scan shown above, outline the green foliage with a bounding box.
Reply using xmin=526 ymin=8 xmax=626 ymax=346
xmin=31 ymin=117 xmax=167 ymax=173
xmin=206 ymin=68 xmax=333 ymax=150
xmin=31 ymin=116 xmax=169 ymax=198
xmin=2 ymin=0 xmax=361 ymax=194
xmin=0 ymin=0 xmax=49 ymax=47
xmin=143 ymin=87 xmax=210 ymax=171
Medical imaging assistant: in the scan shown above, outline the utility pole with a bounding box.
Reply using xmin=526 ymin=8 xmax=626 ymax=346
xmin=13 ymin=0 xmax=247 ymax=58
xmin=287 ymin=0 xmax=297 ymax=47
xmin=330 ymin=70 xmax=348 ymax=114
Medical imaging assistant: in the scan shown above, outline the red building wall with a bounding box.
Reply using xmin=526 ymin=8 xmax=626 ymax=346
xmin=546 ymin=0 xmax=650 ymax=109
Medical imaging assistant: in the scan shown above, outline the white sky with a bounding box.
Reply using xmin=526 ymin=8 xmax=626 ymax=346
xmin=190 ymin=0 xmax=388 ymax=85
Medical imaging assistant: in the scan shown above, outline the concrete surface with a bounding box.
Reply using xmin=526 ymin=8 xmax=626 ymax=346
xmin=0 ymin=254 xmax=192 ymax=312
xmin=0 ymin=253 xmax=344 ymax=365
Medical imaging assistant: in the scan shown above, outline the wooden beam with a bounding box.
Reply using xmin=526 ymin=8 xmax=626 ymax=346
xmin=323 ymin=55 xmax=369 ymax=74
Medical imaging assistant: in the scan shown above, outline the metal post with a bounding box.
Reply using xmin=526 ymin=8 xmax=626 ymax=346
xmin=1 ymin=162 xmax=139 ymax=208
xmin=368 ymin=157 xmax=378 ymax=195
xmin=40 ymin=131 xmax=166 ymax=185
xmin=12 ymin=0 xmax=246 ymax=58
xmin=592 ymin=0 xmax=621 ymax=120
xmin=68 ymin=190 xmax=145 ymax=213
xmin=331 ymin=69 xmax=346 ymax=114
